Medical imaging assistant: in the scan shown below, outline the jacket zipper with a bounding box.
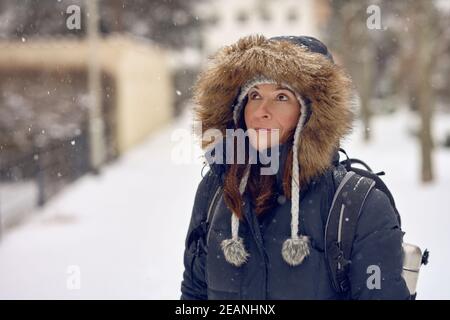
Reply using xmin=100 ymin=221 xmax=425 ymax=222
xmin=242 ymin=197 xmax=269 ymax=299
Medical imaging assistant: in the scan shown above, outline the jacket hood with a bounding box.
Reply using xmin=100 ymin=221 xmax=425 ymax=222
xmin=194 ymin=34 xmax=354 ymax=190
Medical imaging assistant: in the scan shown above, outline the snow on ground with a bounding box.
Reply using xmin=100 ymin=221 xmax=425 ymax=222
xmin=0 ymin=107 xmax=204 ymax=299
xmin=0 ymin=106 xmax=449 ymax=299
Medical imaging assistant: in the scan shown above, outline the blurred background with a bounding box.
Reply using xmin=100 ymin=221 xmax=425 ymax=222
xmin=0 ymin=0 xmax=449 ymax=299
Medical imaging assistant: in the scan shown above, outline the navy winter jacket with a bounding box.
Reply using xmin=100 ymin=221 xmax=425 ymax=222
xmin=180 ymin=148 xmax=410 ymax=300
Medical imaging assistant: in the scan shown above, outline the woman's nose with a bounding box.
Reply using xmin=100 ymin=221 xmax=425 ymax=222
xmin=253 ymin=99 xmax=272 ymax=119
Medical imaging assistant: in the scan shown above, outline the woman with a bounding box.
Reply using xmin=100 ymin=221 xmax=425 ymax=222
xmin=180 ymin=35 xmax=410 ymax=300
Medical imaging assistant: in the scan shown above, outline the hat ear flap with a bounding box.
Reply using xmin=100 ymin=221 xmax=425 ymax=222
xmin=233 ymin=94 xmax=248 ymax=127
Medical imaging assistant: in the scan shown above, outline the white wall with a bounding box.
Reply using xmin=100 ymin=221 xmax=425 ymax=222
xmin=197 ymin=0 xmax=320 ymax=55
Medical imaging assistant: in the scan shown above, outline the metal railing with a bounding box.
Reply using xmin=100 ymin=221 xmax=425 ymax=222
xmin=0 ymin=130 xmax=91 ymax=238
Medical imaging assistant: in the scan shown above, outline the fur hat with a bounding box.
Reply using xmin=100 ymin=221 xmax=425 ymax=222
xmin=193 ymin=35 xmax=354 ymax=267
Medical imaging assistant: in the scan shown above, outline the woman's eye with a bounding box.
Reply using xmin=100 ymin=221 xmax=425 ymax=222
xmin=249 ymin=92 xmax=260 ymax=99
xmin=277 ymin=94 xmax=288 ymax=101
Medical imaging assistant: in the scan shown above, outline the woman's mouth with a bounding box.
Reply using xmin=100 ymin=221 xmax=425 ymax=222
xmin=254 ymin=128 xmax=274 ymax=131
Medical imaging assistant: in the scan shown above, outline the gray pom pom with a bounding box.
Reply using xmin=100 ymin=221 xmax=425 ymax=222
xmin=221 ymin=237 xmax=249 ymax=267
xmin=282 ymin=236 xmax=310 ymax=266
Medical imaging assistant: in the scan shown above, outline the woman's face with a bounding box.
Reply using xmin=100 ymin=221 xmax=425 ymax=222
xmin=244 ymin=83 xmax=301 ymax=150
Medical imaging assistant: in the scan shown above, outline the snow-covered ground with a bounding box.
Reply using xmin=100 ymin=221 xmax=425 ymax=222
xmin=0 ymin=106 xmax=449 ymax=299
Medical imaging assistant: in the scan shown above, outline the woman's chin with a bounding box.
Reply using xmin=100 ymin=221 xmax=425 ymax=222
xmin=248 ymin=129 xmax=281 ymax=151
xmin=249 ymin=138 xmax=280 ymax=151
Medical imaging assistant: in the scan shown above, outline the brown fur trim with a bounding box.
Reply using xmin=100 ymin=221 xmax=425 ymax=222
xmin=193 ymin=34 xmax=354 ymax=188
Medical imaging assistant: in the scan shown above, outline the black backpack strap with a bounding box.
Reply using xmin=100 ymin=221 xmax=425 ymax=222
xmin=325 ymin=170 xmax=376 ymax=293
xmin=337 ymin=149 xmax=401 ymax=227
xmin=186 ymin=170 xmax=222 ymax=250
xmin=347 ymin=166 xmax=401 ymax=227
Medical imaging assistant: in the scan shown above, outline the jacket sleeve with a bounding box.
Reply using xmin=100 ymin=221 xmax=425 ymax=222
xmin=180 ymin=171 xmax=215 ymax=300
xmin=348 ymin=188 xmax=411 ymax=300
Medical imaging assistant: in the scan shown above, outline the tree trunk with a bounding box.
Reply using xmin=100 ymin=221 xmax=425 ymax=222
xmin=360 ymin=41 xmax=374 ymax=142
xmin=415 ymin=2 xmax=435 ymax=183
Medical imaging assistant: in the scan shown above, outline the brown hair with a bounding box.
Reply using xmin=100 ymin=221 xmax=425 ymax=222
xmin=222 ymin=126 xmax=296 ymax=220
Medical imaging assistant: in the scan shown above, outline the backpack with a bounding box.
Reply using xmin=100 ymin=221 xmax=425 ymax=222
xmin=326 ymin=148 xmax=429 ymax=300
xmin=187 ymin=148 xmax=429 ymax=299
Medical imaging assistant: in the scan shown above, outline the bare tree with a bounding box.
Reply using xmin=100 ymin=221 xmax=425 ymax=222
xmin=409 ymin=1 xmax=439 ymax=183
xmin=328 ymin=0 xmax=377 ymax=142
